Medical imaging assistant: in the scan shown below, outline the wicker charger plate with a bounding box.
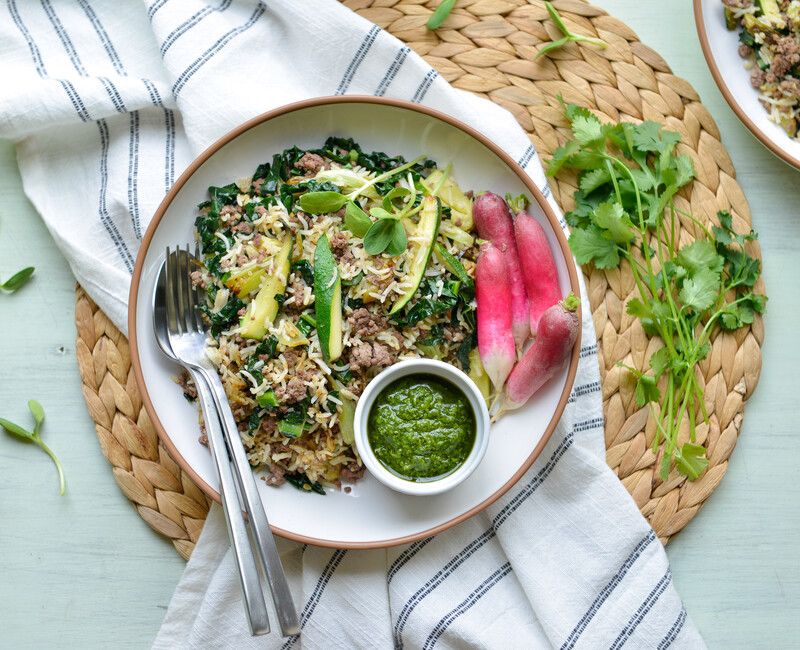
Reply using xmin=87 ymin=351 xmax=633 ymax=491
xmin=75 ymin=0 xmax=764 ymax=560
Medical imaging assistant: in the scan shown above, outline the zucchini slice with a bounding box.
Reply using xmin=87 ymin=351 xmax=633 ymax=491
xmin=390 ymin=196 xmax=441 ymax=315
xmin=313 ymin=234 xmax=344 ymax=363
xmin=239 ymin=236 xmax=292 ymax=339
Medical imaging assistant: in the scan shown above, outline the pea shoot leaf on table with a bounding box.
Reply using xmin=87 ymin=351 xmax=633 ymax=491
xmin=0 ymin=400 xmax=65 ymax=495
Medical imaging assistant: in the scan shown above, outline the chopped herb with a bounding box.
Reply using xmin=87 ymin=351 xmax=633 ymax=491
xmin=200 ymin=291 xmax=244 ymax=337
xmin=284 ymin=472 xmax=326 ymax=495
xmin=278 ymin=399 xmax=309 ymax=438
xmin=291 ymin=259 xmax=314 ymax=286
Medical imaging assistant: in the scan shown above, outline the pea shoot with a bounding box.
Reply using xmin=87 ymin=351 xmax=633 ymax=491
xmin=1 ymin=266 xmax=35 ymax=292
xmin=1 ymin=400 xmax=66 ymax=495
xmin=536 ymin=1 xmax=607 ymax=59
xmin=427 ymin=0 xmax=456 ymax=30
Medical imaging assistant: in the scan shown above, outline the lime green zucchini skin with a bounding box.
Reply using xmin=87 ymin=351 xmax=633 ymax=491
xmin=390 ymin=196 xmax=441 ymax=315
xmin=313 ymin=234 xmax=344 ymax=363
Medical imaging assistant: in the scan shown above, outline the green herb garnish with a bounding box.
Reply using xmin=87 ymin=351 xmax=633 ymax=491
xmin=536 ymin=2 xmax=607 ymax=59
xmin=427 ymin=0 xmax=456 ymax=30
xmin=1 ymin=266 xmax=35 ymax=292
xmin=548 ymin=103 xmax=766 ymax=481
xmin=1 ymin=400 xmax=65 ymax=495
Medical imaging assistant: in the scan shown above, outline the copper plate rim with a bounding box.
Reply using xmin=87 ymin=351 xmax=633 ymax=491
xmin=694 ymin=0 xmax=800 ymax=170
xmin=128 ymin=95 xmax=582 ymax=549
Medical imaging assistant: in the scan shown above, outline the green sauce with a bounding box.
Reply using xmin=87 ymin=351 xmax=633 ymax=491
xmin=367 ymin=374 xmax=476 ymax=481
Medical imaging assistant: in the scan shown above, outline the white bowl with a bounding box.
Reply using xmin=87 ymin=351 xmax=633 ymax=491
xmin=695 ymin=0 xmax=800 ymax=170
xmin=130 ymin=96 xmax=581 ymax=548
xmin=353 ymin=359 xmax=490 ymax=496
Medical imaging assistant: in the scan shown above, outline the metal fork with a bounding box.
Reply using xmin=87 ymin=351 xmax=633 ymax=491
xmin=160 ymin=246 xmax=299 ymax=637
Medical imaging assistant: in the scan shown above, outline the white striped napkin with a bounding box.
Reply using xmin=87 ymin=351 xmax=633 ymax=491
xmin=0 ymin=1 xmax=705 ymax=648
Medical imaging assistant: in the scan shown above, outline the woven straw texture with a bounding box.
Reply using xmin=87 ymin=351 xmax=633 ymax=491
xmin=75 ymin=0 xmax=764 ymax=559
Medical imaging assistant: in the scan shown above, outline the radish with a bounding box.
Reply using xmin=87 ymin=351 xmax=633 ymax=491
xmin=499 ymin=294 xmax=580 ymax=414
xmin=474 ymin=192 xmax=529 ymax=352
xmin=476 ymin=243 xmax=516 ymax=392
xmin=513 ymin=211 xmax=562 ymax=334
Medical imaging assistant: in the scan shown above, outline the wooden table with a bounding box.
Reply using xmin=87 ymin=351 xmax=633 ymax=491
xmin=0 ymin=1 xmax=797 ymax=646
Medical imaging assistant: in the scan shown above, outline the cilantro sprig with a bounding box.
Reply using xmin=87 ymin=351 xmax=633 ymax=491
xmin=548 ymin=103 xmax=766 ymax=481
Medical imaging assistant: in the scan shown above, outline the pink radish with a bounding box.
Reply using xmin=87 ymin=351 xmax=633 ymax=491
xmin=476 ymin=243 xmax=516 ymax=392
xmin=514 ymin=211 xmax=562 ymax=335
xmin=499 ymin=294 xmax=580 ymax=413
xmin=474 ymin=192 xmax=529 ymax=352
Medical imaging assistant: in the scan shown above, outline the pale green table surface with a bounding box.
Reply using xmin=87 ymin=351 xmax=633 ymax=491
xmin=1 ymin=2 xmax=798 ymax=647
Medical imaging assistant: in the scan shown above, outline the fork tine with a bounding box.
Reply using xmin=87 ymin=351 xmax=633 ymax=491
xmin=190 ymin=243 xmax=205 ymax=333
xmin=177 ymin=247 xmax=190 ymax=335
xmin=165 ymin=247 xmax=179 ymax=335
xmin=184 ymin=244 xmax=201 ymax=333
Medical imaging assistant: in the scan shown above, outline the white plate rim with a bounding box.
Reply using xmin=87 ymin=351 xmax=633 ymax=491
xmin=127 ymin=95 xmax=581 ymax=549
xmin=694 ymin=0 xmax=800 ymax=170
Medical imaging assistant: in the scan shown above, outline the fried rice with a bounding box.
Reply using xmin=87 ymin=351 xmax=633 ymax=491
xmin=192 ymin=138 xmax=480 ymax=494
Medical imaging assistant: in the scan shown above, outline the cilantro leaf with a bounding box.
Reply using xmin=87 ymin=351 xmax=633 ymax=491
xmin=572 ymin=114 xmax=603 ymax=146
xmin=676 ymin=240 xmax=723 ymax=274
xmin=649 ymin=346 xmax=671 ymax=379
xmin=593 ymin=201 xmax=635 ymax=244
xmin=679 ymin=267 xmax=720 ymax=312
xmin=568 ymin=226 xmax=620 ymax=268
xmin=634 ymin=373 xmax=660 ymax=407
xmin=674 ymin=442 xmax=709 ymax=480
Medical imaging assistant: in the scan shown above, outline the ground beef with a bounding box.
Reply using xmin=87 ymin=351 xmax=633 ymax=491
xmin=198 ymin=434 xmax=208 ymax=446
xmin=443 ymin=327 xmax=466 ymax=343
xmin=284 ymin=277 xmax=307 ymax=314
xmin=190 ymin=270 xmax=206 ymax=289
xmin=178 ymin=370 xmax=197 ymax=401
xmin=283 ymin=348 xmax=301 ymax=369
xmin=751 ymin=68 xmax=767 ymax=89
xmin=347 ymin=342 xmax=395 ymax=373
xmin=329 ymin=231 xmax=350 ymax=257
xmin=780 ymin=77 xmax=800 ymax=98
xmin=276 ymin=377 xmax=307 ymax=404
xmin=347 ymin=307 xmax=387 ymax=338
xmin=296 ymin=152 xmax=328 ymax=175
xmin=259 ymin=417 xmax=277 ymax=436
xmin=264 ymin=464 xmax=286 ymax=487
xmin=772 ymin=36 xmax=800 ymax=77
xmin=738 ymin=44 xmax=753 ymax=58
xmin=340 ymin=461 xmax=365 ymax=482
xmin=232 ymin=221 xmax=254 ymax=234
xmin=253 ymin=178 xmax=265 ymax=194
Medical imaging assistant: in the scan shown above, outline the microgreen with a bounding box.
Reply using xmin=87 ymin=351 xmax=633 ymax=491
xmin=1 ymin=266 xmax=35 ymax=292
xmin=343 ymin=202 xmax=372 ymax=238
xmin=549 ymin=103 xmax=767 ymax=482
xmin=1 ymin=400 xmax=65 ymax=495
xmin=536 ymin=1 xmax=607 ymax=59
xmin=427 ymin=0 xmax=456 ymax=30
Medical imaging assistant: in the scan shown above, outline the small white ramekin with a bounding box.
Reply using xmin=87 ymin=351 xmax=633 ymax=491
xmin=353 ymin=358 xmax=490 ymax=496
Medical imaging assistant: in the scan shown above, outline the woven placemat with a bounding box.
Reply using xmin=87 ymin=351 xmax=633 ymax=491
xmin=75 ymin=0 xmax=764 ymax=559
